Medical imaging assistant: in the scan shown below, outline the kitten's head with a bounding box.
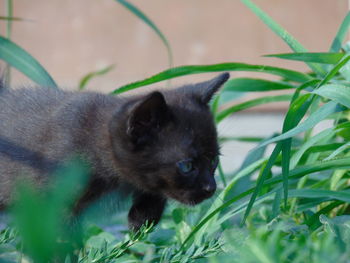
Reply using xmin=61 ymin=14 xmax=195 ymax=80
xmin=110 ymin=73 xmax=229 ymax=205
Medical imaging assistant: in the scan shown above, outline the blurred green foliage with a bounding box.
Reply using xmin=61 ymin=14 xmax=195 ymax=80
xmin=1 ymin=0 xmax=350 ymax=262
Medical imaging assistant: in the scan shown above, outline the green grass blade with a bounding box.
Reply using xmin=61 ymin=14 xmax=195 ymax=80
xmin=6 ymin=0 xmax=13 ymax=39
xmin=258 ymin=101 xmax=341 ymax=148
xmin=193 ymin=158 xmax=267 ymax=245
xmin=182 ymin=157 xmax=350 ymax=248
xmin=323 ymin=142 xmax=350 ymax=161
xmin=181 ymin=186 xmax=255 ymax=249
xmin=317 ymin=54 xmax=350 ymax=88
xmin=306 ymin=143 xmax=344 ymax=155
xmin=240 ymin=0 xmax=325 ymax=75
xmin=0 ymin=16 xmax=28 ymax=21
xmin=290 ymin=128 xmax=334 ymax=168
xmin=215 ymin=94 xmax=292 ymax=123
xmin=271 ymin=188 xmax=282 ymax=219
xmin=116 ymin=0 xmax=173 ymax=67
xmin=330 ymin=11 xmax=350 ymax=52
xmin=223 ymin=78 xmax=295 ymax=92
xmin=241 ymin=142 xmax=282 ymax=224
xmin=265 ymin=52 xmax=345 ymax=64
xmin=268 ymin=157 xmax=350 ymax=186
xmin=0 ymin=36 xmax=57 ymax=88
xmin=78 ymin=65 xmax=115 ymax=90
xmin=112 ymin=63 xmax=311 ymax=94
xmin=217 ymin=162 xmax=227 ymax=187
xmin=219 ymin=136 xmax=264 ymax=143
xmin=212 ymin=134 xmax=280 ymax=214
xmin=313 ymin=84 xmax=350 ymax=108
xmin=281 ymin=94 xmax=313 ymax=206
xmin=4 ymin=0 xmax=13 ymax=85
xmin=288 ymin=189 xmax=350 ymax=203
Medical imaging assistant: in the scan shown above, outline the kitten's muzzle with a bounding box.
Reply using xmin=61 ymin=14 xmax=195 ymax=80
xmin=201 ymin=178 xmax=216 ymax=197
xmin=202 ymin=181 xmax=216 ymax=195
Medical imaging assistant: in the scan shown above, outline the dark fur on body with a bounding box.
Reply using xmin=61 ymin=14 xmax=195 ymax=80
xmin=0 ymin=73 xmax=229 ymax=230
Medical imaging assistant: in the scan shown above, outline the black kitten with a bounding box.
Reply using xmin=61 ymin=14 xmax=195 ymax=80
xmin=0 ymin=73 xmax=229 ymax=230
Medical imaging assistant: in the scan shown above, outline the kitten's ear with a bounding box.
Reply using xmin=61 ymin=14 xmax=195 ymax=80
xmin=193 ymin=73 xmax=230 ymax=104
xmin=127 ymin=91 xmax=169 ymax=144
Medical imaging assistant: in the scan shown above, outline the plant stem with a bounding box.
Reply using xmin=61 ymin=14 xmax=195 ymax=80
xmin=5 ymin=0 xmax=13 ymax=86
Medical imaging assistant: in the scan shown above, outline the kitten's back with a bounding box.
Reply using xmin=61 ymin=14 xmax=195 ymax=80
xmin=0 ymin=87 xmax=121 ymax=205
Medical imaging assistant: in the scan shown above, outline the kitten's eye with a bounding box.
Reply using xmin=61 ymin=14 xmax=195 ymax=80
xmin=176 ymin=159 xmax=194 ymax=174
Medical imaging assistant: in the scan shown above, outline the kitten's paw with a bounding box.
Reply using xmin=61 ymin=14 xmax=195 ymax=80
xmin=128 ymin=212 xmax=155 ymax=232
xmin=128 ymin=217 xmax=145 ymax=232
xmin=128 ymin=192 xmax=166 ymax=232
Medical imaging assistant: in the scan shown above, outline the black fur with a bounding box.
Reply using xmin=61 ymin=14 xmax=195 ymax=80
xmin=0 ymin=73 xmax=229 ymax=230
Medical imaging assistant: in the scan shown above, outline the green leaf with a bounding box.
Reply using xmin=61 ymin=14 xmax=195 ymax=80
xmin=216 ymin=91 xmax=244 ymax=106
xmin=241 ymin=143 xmax=282 ymax=224
xmin=219 ymin=136 xmax=263 ymax=143
xmin=223 ymin=78 xmax=295 ymax=92
xmin=0 ymin=36 xmax=57 ymax=88
xmin=116 ymin=0 xmax=173 ymax=67
xmin=197 ymin=134 xmax=277 ymax=240
xmin=240 ymin=0 xmax=325 ymax=75
xmin=215 ymin=94 xmax=292 ymax=123
xmin=281 ymin=94 xmax=313 ymax=206
xmin=290 ymin=128 xmax=334 ymax=168
xmin=317 ymin=54 xmax=350 ymax=88
xmin=4 ymin=0 xmax=13 ymax=85
xmin=268 ymin=157 xmax=350 ymax=186
xmin=13 ymin=159 xmax=89 ymax=262
xmin=313 ymin=84 xmax=350 ymax=108
xmin=323 ymin=142 xmax=350 ymax=161
xmin=78 ymin=65 xmax=115 ymax=90
xmin=330 ymin=11 xmax=350 ymax=52
xmin=182 ymin=157 xmax=350 ymax=248
xmin=193 ymin=159 xmax=266 ymax=245
xmin=112 ymin=63 xmax=311 ymax=94
xmin=305 ymin=143 xmax=344 ymax=156
xmin=265 ymin=52 xmax=344 ymax=64
xmin=258 ymin=101 xmax=341 ymax=148
xmin=0 ymin=16 xmax=28 ymax=21
xmin=288 ymin=189 xmax=350 ymax=203
xmin=271 ymin=188 xmax=282 ymax=219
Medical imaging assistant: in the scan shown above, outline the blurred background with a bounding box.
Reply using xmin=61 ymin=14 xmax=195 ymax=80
xmin=0 ymin=0 xmax=348 ymax=171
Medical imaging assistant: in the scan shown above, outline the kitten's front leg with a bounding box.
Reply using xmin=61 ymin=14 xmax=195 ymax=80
xmin=128 ymin=192 xmax=166 ymax=231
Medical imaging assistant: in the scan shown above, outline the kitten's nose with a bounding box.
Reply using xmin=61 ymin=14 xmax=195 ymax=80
xmin=202 ymin=180 xmax=216 ymax=195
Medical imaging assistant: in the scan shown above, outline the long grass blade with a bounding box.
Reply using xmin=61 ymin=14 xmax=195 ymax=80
xmin=317 ymin=54 xmax=350 ymax=88
xmin=288 ymin=189 xmax=350 ymax=203
xmin=112 ymin=63 xmax=311 ymax=94
xmin=78 ymin=65 xmax=115 ymax=90
xmin=0 ymin=36 xmax=57 ymax=88
xmin=240 ymin=0 xmax=325 ymax=75
xmin=290 ymin=128 xmax=334 ymax=168
xmin=216 ymin=94 xmax=292 ymax=122
xmin=330 ymin=11 xmax=350 ymax=52
xmin=182 ymin=157 xmax=350 ymax=248
xmin=265 ymin=52 xmax=344 ymax=64
xmin=195 ymin=135 xmax=276 ymax=241
xmin=4 ymin=0 xmax=13 ymax=85
xmin=241 ymin=142 xmax=282 ymax=224
xmin=0 ymin=16 xmax=29 ymax=21
xmin=323 ymin=142 xmax=350 ymax=161
xmin=258 ymin=101 xmax=341 ymax=148
xmin=6 ymin=0 xmax=13 ymax=39
xmin=281 ymin=94 xmax=313 ymax=206
xmin=116 ymin=0 xmax=173 ymax=67
xmin=313 ymin=84 xmax=350 ymax=108
xmin=223 ymin=78 xmax=295 ymax=92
